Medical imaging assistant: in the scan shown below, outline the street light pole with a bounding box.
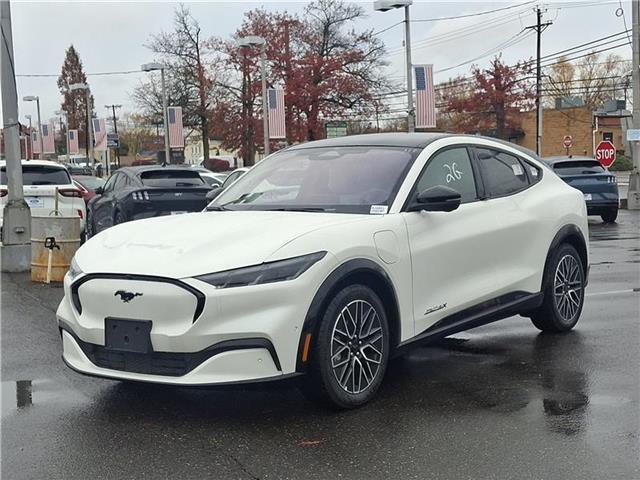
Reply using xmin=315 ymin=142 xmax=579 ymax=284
xmin=141 ymin=63 xmax=170 ymax=164
xmin=237 ymin=36 xmax=269 ymax=158
xmin=70 ymin=83 xmax=94 ymax=169
xmin=1 ymin=0 xmax=31 ymax=270
xmin=261 ymin=44 xmax=270 ymax=156
xmin=628 ymin=0 xmax=640 ymax=209
xmin=374 ymin=0 xmax=414 ymax=132
xmin=23 ymin=95 xmax=44 ymax=157
xmin=161 ymin=68 xmax=170 ymax=164
xmin=25 ymin=114 xmax=32 ymax=159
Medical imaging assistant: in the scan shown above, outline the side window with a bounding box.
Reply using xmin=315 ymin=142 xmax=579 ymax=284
xmin=476 ymin=148 xmax=529 ymax=197
xmin=223 ymin=171 xmax=241 ymax=189
xmin=416 ymin=147 xmax=478 ymax=203
xmin=523 ymin=160 xmax=541 ymax=184
xmin=102 ymin=174 xmax=118 ymax=193
xmin=114 ymin=174 xmax=129 ymax=191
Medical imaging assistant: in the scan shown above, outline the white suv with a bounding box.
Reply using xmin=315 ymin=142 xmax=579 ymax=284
xmin=1 ymin=160 xmax=86 ymax=234
xmin=57 ymin=134 xmax=588 ymax=408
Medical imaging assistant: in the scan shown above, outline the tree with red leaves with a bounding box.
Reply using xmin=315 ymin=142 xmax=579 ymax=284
xmin=441 ymin=56 xmax=534 ymax=139
xmin=210 ymin=0 xmax=390 ymax=165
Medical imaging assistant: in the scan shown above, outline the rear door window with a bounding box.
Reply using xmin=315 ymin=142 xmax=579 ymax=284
xmin=140 ymin=170 xmax=205 ymax=187
xmin=476 ymin=148 xmax=529 ymax=197
xmin=1 ymin=165 xmax=71 ymax=186
xmin=553 ymin=161 xmax=605 ymax=175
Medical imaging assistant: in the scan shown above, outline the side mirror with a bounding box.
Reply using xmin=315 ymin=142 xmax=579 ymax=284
xmin=407 ymin=185 xmax=461 ymax=212
xmin=94 ymin=186 xmax=104 ymax=195
xmin=206 ymin=186 xmax=222 ymax=201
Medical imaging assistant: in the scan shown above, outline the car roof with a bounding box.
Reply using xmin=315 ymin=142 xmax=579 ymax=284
xmin=543 ymin=156 xmax=598 ymax=165
xmin=283 ymin=133 xmax=543 ymax=161
xmin=0 ymin=159 xmax=67 ymax=168
xmin=117 ymin=165 xmax=203 ymax=175
xmin=285 ymin=132 xmax=449 ymax=150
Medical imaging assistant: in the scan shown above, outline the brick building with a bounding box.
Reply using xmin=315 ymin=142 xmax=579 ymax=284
xmin=515 ymin=105 xmax=629 ymax=158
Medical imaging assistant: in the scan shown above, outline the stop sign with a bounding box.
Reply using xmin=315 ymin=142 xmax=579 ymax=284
xmin=595 ymin=140 xmax=616 ymax=168
xmin=563 ymin=135 xmax=573 ymax=148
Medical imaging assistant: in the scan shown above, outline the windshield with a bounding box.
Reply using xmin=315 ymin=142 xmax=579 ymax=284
xmin=213 ymin=146 xmax=419 ymax=214
xmin=553 ymin=160 xmax=605 ymax=175
xmin=139 ymin=170 xmax=205 ymax=187
xmin=1 ymin=165 xmax=71 ymax=186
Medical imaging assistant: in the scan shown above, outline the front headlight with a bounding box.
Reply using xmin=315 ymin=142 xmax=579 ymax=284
xmin=196 ymin=251 xmax=326 ymax=289
xmin=67 ymin=257 xmax=83 ymax=282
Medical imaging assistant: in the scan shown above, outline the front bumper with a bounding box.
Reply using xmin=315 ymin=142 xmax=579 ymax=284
xmin=56 ymin=255 xmax=337 ymax=385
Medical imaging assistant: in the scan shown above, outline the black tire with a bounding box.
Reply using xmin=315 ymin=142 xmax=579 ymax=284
xmin=601 ymin=208 xmax=618 ymax=223
xmin=531 ymin=244 xmax=585 ymax=333
xmin=302 ymin=284 xmax=390 ymax=409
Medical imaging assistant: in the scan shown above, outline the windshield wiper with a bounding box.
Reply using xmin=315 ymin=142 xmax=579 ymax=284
xmin=205 ymin=204 xmax=229 ymax=211
xmin=265 ymin=207 xmax=327 ymax=212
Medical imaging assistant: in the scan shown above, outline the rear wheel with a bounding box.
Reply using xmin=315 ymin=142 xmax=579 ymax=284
xmin=531 ymin=244 xmax=585 ymax=333
xmin=302 ymin=284 xmax=390 ymax=408
xmin=601 ymin=208 xmax=618 ymax=223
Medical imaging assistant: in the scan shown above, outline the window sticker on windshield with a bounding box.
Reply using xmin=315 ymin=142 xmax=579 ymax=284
xmin=529 ymin=166 xmax=538 ymax=177
xmin=370 ymin=205 xmax=388 ymax=215
xmin=512 ymin=163 xmax=524 ymax=176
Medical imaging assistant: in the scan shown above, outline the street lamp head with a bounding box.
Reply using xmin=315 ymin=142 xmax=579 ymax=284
xmin=237 ymin=35 xmax=266 ymax=48
xmin=54 ymin=110 xmax=66 ymax=116
xmin=373 ymin=0 xmax=412 ymax=11
xmin=25 ymin=114 xmax=31 ymax=120
xmin=69 ymin=83 xmax=88 ymax=91
xmin=23 ymin=95 xmax=38 ymax=102
xmin=141 ymin=62 xmax=165 ymax=72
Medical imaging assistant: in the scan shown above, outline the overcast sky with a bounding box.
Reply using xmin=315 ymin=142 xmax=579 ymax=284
xmin=7 ymin=0 xmax=634 ymax=126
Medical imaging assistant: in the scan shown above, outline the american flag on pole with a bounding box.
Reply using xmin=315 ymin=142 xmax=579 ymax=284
xmin=167 ymin=107 xmax=184 ymax=148
xmin=68 ymin=129 xmax=79 ymax=154
xmin=31 ymin=130 xmax=41 ymax=154
xmin=414 ymin=65 xmax=436 ymax=129
xmin=268 ymin=89 xmax=286 ymax=139
xmin=42 ymin=122 xmax=56 ymax=153
xmin=93 ymin=118 xmax=107 ymax=151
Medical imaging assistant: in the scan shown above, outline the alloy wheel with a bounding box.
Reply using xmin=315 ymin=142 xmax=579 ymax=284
xmin=553 ymin=254 xmax=583 ymax=323
xmin=330 ymin=299 xmax=384 ymax=394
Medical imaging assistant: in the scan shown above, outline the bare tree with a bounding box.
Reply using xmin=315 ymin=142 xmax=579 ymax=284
xmin=133 ymin=5 xmax=215 ymax=161
xmin=545 ymin=53 xmax=631 ymax=109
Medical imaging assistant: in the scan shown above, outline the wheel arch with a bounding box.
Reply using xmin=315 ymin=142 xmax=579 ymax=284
xmin=544 ymin=224 xmax=589 ymax=288
xmin=296 ymin=258 xmax=401 ymax=372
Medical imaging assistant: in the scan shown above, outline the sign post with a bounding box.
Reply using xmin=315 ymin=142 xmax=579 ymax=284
xmin=595 ymin=140 xmax=616 ymax=169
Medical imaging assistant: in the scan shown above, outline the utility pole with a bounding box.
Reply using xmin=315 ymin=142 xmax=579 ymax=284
xmin=526 ymin=7 xmax=552 ymax=156
xmin=404 ymin=4 xmax=415 ymax=133
xmin=1 ymin=0 xmax=31 ymax=272
xmin=628 ymin=0 xmax=640 ymax=209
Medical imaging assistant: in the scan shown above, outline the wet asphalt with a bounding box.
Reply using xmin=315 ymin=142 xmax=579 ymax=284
xmin=1 ymin=211 xmax=639 ymax=480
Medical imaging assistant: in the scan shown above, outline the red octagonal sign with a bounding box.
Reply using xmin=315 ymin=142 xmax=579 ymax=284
xmin=595 ymin=140 xmax=616 ymax=168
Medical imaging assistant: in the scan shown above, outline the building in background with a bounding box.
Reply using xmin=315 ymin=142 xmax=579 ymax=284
xmin=184 ymin=137 xmax=238 ymax=167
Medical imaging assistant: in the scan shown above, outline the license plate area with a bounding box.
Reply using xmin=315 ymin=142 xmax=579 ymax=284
xmin=105 ymin=318 xmax=152 ymax=353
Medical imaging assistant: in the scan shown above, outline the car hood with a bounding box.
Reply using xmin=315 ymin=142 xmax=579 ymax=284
xmin=76 ymin=210 xmax=369 ymax=278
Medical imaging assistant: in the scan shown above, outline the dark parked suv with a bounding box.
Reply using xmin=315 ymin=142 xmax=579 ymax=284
xmin=86 ymin=165 xmax=212 ymax=237
xmin=544 ymin=156 xmax=619 ymax=223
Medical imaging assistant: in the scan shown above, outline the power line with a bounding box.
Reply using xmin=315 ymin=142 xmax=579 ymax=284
xmin=410 ymin=1 xmax=537 ymax=23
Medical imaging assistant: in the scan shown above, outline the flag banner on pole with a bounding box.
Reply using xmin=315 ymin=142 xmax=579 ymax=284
xmin=68 ymin=129 xmax=79 ymax=154
xmin=93 ymin=118 xmax=107 ymax=151
xmin=31 ymin=131 xmax=41 ymax=154
xmin=42 ymin=122 xmax=56 ymax=153
xmin=268 ymin=89 xmax=286 ymax=139
xmin=414 ymin=65 xmax=436 ymax=129
xmin=168 ymin=107 xmax=184 ymax=148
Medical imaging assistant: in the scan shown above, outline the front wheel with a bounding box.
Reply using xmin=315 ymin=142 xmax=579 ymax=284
xmin=601 ymin=208 xmax=618 ymax=223
xmin=302 ymin=284 xmax=390 ymax=408
xmin=531 ymin=244 xmax=585 ymax=333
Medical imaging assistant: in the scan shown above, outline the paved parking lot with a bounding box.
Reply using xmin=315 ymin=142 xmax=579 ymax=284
xmin=2 ymin=211 xmax=639 ymax=480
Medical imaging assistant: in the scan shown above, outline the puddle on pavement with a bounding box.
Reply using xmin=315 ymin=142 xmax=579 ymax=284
xmin=1 ymin=379 xmax=87 ymax=418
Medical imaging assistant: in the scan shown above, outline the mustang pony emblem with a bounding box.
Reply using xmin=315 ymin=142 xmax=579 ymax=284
xmin=114 ymin=290 xmax=143 ymax=303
